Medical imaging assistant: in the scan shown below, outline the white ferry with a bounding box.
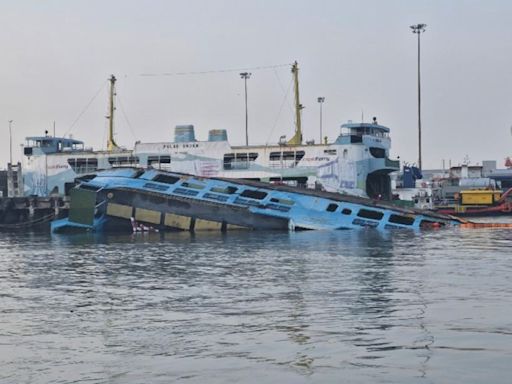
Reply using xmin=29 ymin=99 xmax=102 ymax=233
xmin=22 ymin=65 xmax=399 ymax=199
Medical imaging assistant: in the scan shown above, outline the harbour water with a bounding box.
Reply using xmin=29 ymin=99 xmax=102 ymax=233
xmin=1 ymin=225 xmax=511 ymax=383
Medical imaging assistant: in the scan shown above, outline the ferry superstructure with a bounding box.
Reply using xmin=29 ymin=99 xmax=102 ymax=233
xmin=22 ymin=64 xmax=399 ymax=199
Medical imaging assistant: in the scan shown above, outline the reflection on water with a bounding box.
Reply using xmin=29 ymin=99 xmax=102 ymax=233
xmin=1 ymin=227 xmax=512 ymax=383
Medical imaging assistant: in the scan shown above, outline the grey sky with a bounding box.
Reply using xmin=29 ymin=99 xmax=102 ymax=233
xmin=1 ymin=0 xmax=511 ymax=169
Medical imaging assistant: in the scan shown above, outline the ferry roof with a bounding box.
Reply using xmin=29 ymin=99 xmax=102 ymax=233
xmin=25 ymin=136 xmax=84 ymax=145
xmin=340 ymin=122 xmax=390 ymax=133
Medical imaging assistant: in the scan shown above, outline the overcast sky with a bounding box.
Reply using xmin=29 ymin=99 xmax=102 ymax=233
xmin=1 ymin=0 xmax=511 ymax=169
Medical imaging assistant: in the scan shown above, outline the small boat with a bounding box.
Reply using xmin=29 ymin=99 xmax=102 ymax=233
xmin=51 ymin=167 xmax=466 ymax=233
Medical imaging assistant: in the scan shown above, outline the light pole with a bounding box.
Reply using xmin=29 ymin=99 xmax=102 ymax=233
xmin=8 ymin=120 xmax=13 ymax=165
xmin=240 ymin=72 xmax=251 ymax=146
xmin=317 ymin=97 xmax=325 ymax=144
xmin=410 ymin=23 xmax=427 ymax=171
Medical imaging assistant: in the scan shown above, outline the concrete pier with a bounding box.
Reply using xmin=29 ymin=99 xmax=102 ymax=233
xmin=0 ymin=196 xmax=69 ymax=228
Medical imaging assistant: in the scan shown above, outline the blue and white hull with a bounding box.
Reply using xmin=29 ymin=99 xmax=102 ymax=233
xmin=51 ymin=168 xmax=462 ymax=233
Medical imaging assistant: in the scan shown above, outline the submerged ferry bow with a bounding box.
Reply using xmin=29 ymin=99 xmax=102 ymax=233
xmin=51 ymin=167 xmax=463 ymax=233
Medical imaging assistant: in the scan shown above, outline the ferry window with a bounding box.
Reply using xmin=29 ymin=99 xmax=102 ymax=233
xmin=326 ymin=203 xmax=338 ymax=212
xmin=148 ymin=155 xmax=171 ymax=165
xmin=211 ymin=186 xmax=238 ymax=194
xmin=369 ymin=147 xmax=385 ymax=158
xmin=181 ymin=181 xmax=204 ymax=190
xmin=324 ymin=149 xmax=337 ymax=155
xmin=282 ymin=151 xmax=295 ymax=160
xmin=153 ymin=174 xmax=180 ymax=184
xmin=223 ymin=153 xmax=258 ymax=170
xmin=388 ymin=214 xmax=415 ymax=226
xmin=270 ymin=197 xmax=294 ymax=206
xmin=269 ymin=151 xmax=305 ymax=168
xmin=341 ymin=208 xmax=352 ymax=215
xmin=108 ymin=156 xmax=139 ymax=165
xmin=67 ymin=158 xmax=98 ymax=174
xmin=357 ymin=209 xmax=384 ymax=221
xmin=240 ymin=189 xmax=267 ymax=200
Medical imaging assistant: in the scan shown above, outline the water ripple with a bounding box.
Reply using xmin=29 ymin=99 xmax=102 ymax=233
xmin=1 ymin=228 xmax=512 ymax=383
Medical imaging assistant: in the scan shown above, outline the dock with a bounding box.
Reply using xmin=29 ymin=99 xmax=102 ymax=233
xmin=0 ymin=196 xmax=69 ymax=229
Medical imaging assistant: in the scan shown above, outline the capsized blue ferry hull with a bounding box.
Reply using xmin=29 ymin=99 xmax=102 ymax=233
xmin=51 ymin=167 xmax=462 ymax=233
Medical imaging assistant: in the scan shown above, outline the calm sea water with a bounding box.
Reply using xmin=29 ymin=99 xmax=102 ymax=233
xmin=1 ymin=224 xmax=512 ymax=383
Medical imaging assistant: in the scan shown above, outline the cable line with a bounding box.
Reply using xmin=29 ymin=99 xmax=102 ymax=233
xmin=138 ymin=63 xmax=291 ymax=77
xmin=64 ymin=81 xmax=108 ymax=137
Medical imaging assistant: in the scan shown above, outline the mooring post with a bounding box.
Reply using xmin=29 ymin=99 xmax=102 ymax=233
xmin=28 ymin=198 xmax=35 ymax=220
xmin=54 ymin=197 xmax=60 ymax=218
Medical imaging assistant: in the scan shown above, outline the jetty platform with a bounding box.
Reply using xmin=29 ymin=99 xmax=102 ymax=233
xmin=0 ymin=196 xmax=69 ymax=229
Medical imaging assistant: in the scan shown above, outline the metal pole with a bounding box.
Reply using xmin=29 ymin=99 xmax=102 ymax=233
xmin=410 ymin=24 xmax=426 ymax=171
xmin=8 ymin=120 xmax=13 ymax=165
xmin=417 ymin=31 xmax=422 ymax=171
xmin=320 ymin=102 xmax=323 ymax=143
xmin=317 ymin=97 xmax=325 ymax=144
xmin=240 ymin=72 xmax=251 ymax=146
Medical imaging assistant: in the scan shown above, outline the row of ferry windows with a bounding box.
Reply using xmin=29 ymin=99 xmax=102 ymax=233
xmin=149 ymin=173 xmax=420 ymax=227
xmin=67 ymin=156 xmax=172 ymax=173
xmin=67 ymin=149 xmax=335 ymax=173
xmin=153 ymin=173 xmax=416 ymax=227
xmin=151 ymin=174 xmax=297 ymax=205
xmin=223 ymin=151 xmax=306 ymax=170
xmin=325 ymin=204 xmax=418 ymax=226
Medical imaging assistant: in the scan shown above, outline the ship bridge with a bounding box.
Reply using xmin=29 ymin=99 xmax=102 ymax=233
xmin=336 ymin=122 xmax=390 ymax=145
xmin=334 ymin=122 xmax=400 ymax=199
xmin=23 ymin=136 xmax=85 ymax=157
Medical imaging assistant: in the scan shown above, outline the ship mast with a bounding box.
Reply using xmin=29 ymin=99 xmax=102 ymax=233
xmin=287 ymin=61 xmax=303 ymax=145
xmin=107 ymin=74 xmax=119 ymax=151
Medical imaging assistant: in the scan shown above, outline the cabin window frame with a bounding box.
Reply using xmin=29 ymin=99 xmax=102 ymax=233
xmin=357 ymin=208 xmax=384 ymax=221
xmin=269 ymin=150 xmax=306 ymax=168
xmin=223 ymin=152 xmax=258 ymax=170
xmin=240 ymin=189 xmax=268 ymax=200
